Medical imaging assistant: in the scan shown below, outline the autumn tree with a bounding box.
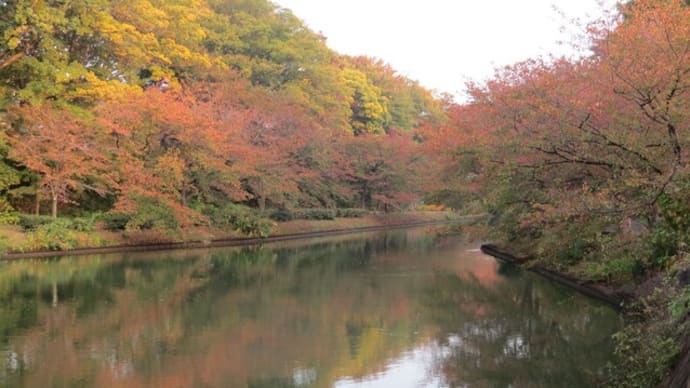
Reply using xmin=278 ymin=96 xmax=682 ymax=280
xmin=333 ymin=131 xmax=424 ymax=210
xmin=340 ymin=68 xmax=391 ymax=135
xmin=0 ymin=0 xmax=147 ymax=106
xmin=345 ymin=56 xmax=445 ymax=131
xmin=6 ymin=105 xmax=115 ymax=217
xmin=0 ymin=0 xmax=448 ymax=226
xmin=97 ymin=87 xmax=243 ymax=225
xmin=441 ymin=0 xmax=690 ymax=264
xmin=223 ymin=85 xmax=334 ymax=209
xmin=421 ymin=101 xmax=496 ymax=210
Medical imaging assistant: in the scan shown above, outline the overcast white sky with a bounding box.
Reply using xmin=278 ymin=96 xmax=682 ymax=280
xmin=272 ymin=1 xmax=618 ymax=99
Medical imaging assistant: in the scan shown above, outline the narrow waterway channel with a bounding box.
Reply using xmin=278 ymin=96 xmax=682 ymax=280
xmin=0 ymin=226 xmax=621 ymax=387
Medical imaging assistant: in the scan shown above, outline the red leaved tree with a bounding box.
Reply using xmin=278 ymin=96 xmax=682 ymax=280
xmin=7 ymin=105 xmax=116 ymax=217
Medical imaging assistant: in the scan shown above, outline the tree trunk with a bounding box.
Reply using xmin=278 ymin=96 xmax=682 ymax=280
xmin=51 ymin=195 xmax=58 ymax=218
xmin=360 ymin=182 xmax=369 ymax=209
xmin=257 ymin=179 xmax=265 ymax=211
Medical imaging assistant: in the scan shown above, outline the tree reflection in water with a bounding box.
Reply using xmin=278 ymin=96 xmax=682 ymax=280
xmin=0 ymin=229 xmax=619 ymax=387
xmin=423 ymin=261 xmax=621 ymax=387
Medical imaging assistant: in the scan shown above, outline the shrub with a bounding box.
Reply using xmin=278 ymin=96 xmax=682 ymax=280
xmin=308 ymin=208 xmax=336 ymax=220
xmin=0 ymin=211 xmax=19 ymax=226
xmin=207 ymin=204 xmax=272 ymax=237
xmin=644 ymin=193 xmax=690 ymax=270
xmin=18 ymin=214 xmax=55 ymax=231
xmin=233 ymin=214 xmax=272 ymax=237
xmin=70 ymin=214 xmax=98 ymax=232
xmin=206 ymin=204 xmax=243 ymax=227
xmin=23 ymin=219 xmax=102 ymax=251
xmin=126 ymin=196 xmax=178 ymax=230
xmin=645 ymin=228 xmax=677 ymax=270
xmin=669 ymin=288 xmax=690 ymax=322
xmin=269 ymin=208 xmax=365 ymax=222
xmin=26 ymin=219 xmax=78 ymax=250
xmin=268 ymin=209 xmax=293 ymax=222
xmin=100 ymin=213 xmax=131 ymax=231
xmin=582 ymin=256 xmax=644 ymax=284
xmin=608 ymin=323 xmax=680 ymax=387
xmin=335 ymin=208 xmax=368 ymax=218
xmin=292 ymin=208 xmax=336 ymax=220
xmin=0 ymin=198 xmax=19 ymax=225
xmin=554 ymin=238 xmax=592 ymax=266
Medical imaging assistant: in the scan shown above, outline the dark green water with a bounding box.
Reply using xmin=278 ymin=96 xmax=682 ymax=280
xmin=0 ymin=227 xmax=620 ymax=387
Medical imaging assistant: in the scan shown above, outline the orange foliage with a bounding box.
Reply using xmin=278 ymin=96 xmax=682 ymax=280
xmin=7 ymin=105 xmax=118 ymax=216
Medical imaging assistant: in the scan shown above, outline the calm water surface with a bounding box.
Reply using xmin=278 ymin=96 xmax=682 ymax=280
xmin=0 ymin=227 xmax=621 ymax=387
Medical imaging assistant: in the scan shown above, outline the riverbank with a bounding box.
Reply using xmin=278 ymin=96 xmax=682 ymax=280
xmin=0 ymin=211 xmax=479 ymax=260
xmin=480 ymin=242 xmax=690 ymax=387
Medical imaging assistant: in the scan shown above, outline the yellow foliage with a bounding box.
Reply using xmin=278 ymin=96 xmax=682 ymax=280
xmin=154 ymin=149 xmax=186 ymax=198
xmin=418 ymin=204 xmax=447 ymax=211
xmin=66 ymin=72 xmax=141 ymax=102
xmin=340 ymin=68 xmax=392 ymax=135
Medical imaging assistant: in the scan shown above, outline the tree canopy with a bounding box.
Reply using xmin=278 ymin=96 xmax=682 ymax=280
xmin=0 ymin=0 xmax=446 ymax=223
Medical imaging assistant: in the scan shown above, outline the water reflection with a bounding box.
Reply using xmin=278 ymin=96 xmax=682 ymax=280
xmin=0 ymin=228 xmax=620 ymax=387
xmin=423 ymin=260 xmax=619 ymax=387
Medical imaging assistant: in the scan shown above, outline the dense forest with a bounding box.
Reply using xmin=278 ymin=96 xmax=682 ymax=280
xmin=441 ymin=1 xmax=690 ymax=385
xmin=0 ymin=0 xmax=447 ymax=235
xmin=3 ymin=0 xmax=690 ymax=385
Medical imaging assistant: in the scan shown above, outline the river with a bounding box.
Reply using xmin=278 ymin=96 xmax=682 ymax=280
xmin=0 ymin=226 xmax=621 ymax=387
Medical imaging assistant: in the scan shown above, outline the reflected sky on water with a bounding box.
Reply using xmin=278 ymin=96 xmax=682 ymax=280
xmin=0 ymin=227 xmax=621 ymax=387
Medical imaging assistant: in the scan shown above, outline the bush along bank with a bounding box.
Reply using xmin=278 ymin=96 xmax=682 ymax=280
xmin=0 ymin=210 xmax=463 ymax=259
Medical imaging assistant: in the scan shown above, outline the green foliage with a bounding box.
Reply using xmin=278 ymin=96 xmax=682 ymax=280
xmin=126 ymin=196 xmax=178 ymax=231
xmin=645 ymin=228 xmax=678 ymax=269
xmin=299 ymin=208 xmax=336 ymax=220
xmin=641 ymin=194 xmax=690 ymax=270
xmin=0 ymin=160 xmax=21 ymax=192
xmin=0 ymin=192 xmax=19 ymax=222
xmin=669 ymin=287 xmax=690 ymax=322
xmin=608 ymin=323 xmax=680 ymax=388
xmin=206 ymin=204 xmax=272 ymax=237
xmin=233 ymin=215 xmax=272 ymax=238
xmin=18 ymin=215 xmax=54 ymax=231
xmin=583 ymin=257 xmax=645 ymax=283
xmin=70 ymin=215 xmax=98 ymax=232
xmin=335 ymin=208 xmax=368 ymax=218
xmin=554 ymin=238 xmax=592 ymax=266
xmin=99 ymin=213 xmax=131 ymax=231
xmin=658 ymin=194 xmax=690 ymax=234
xmin=575 ymin=231 xmax=649 ymax=284
xmin=268 ymin=208 xmax=338 ymax=221
xmin=25 ymin=219 xmax=79 ymax=251
xmin=0 ymin=209 xmax=19 ymax=226
xmin=268 ymin=209 xmax=293 ymax=222
xmin=19 ymin=214 xmax=97 ymax=232
xmin=485 ymin=172 xmax=547 ymax=243
xmin=24 ymin=219 xmax=102 ymax=251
